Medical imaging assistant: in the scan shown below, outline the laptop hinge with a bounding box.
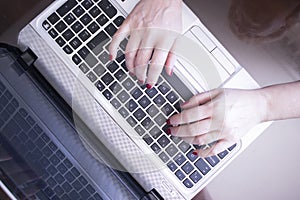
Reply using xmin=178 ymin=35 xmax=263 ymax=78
xmin=18 ymin=48 xmax=37 ymax=71
xmin=141 ymin=189 xmax=164 ymax=200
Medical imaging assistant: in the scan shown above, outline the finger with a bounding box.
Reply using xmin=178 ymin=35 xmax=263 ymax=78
xmin=125 ymin=31 xmax=142 ymax=74
xmin=168 ymin=118 xmax=212 ymax=137
xmin=164 ymin=51 xmax=177 ymax=76
xmin=180 ymin=89 xmax=221 ymax=110
xmin=146 ymin=48 xmax=169 ymax=87
xmin=109 ymin=21 xmax=130 ymax=60
xmin=191 ymin=130 xmax=223 ymax=145
xmin=168 ymin=105 xmax=212 ymax=125
xmin=135 ymin=48 xmax=153 ymax=82
xmin=193 ymin=139 xmax=234 ymax=158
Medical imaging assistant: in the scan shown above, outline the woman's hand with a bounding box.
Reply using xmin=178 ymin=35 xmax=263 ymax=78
xmin=167 ymin=88 xmax=268 ymax=157
xmin=109 ymin=0 xmax=182 ymax=87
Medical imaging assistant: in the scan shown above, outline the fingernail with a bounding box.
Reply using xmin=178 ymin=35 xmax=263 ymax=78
xmin=109 ymin=54 xmax=113 ymax=61
xmin=169 ymin=68 xmax=174 ymax=76
xmin=166 ymin=119 xmax=171 ymax=125
xmin=166 ymin=128 xmax=171 ymax=135
xmin=192 ymin=151 xmax=198 ymax=156
xmin=138 ymin=80 xmax=144 ymax=84
xmin=146 ymin=84 xmax=152 ymax=89
xmin=180 ymin=101 xmax=189 ymax=107
xmin=129 ymin=72 xmax=134 ymax=76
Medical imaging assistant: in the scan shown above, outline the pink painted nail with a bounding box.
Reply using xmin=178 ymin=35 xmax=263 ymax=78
xmin=166 ymin=128 xmax=171 ymax=135
xmin=109 ymin=54 xmax=113 ymax=61
xmin=146 ymin=84 xmax=152 ymax=89
xmin=192 ymin=151 xmax=198 ymax=156
xmin=166 ymin=119 xmax=171 ymax=125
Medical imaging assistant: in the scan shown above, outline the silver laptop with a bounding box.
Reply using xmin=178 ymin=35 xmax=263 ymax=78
xmin=16 ymin=0 xmax=272 ymax=199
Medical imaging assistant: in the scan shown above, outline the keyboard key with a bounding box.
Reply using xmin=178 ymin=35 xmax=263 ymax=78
xmin=48 ymin=13 xmax=60 ymax=24
xmin=149 ymin=126 xmax=162 ymax=139
xmin=131 ymin=88 xmax=143 ymax=100
xmin=65 ymin=171 xmax=75 ymax=183
xmin=109 ymin=81 xmax=122 ymax=94
xmin=133 ymin=108 xmax=146 ymax=121
xmin=113 ymin=16 xmax=125 ymax=27
xmin=141 ymin=117 xmax=154 ymax=130
xmin=174 ymin=153 xmax=186 ymax=166
xmin=72 ymin=54 xmax=82 ymax=65
xmin=190 ymin=171 xmax=202 ymax=183
xmin=157 ymin=135 xmax=170 ymax=148
xmin=49 ymin=29 xmax=58 ymax=38
xmin=150 ymin=143 xmax=161 ymax=154
xmin=102 ymin=89 xmax=113 ymax=100
xmin=159 ymin=152 xmax=169 ymax=163
xmin=178 ymin=141 xmax=191 ymax=153
xmin=134 ymin=125 xmax=145 ymax=136
xmin=104 ymin=23 xmax=117 ymax=36
xmin=154 ymin=113 xmax=166 ymax=126
xmin=101 ymin=73 xmax=114 ymax=85
xmin=79 ymin=30 xmax=91 ymax=41
xmin=116 ymin=51 xmax=125 ymax=63
xmin=166 ymin=144 xmax=178 ymax=157
xmin=14 ymin=112 xmax=30 ymax=131
xmin=146 ymin=105 xmax=159 ymax=117
xmin=80 ymin=13 xmax=92 ymax=25
xmin=98 ymin=0 xmax=117 ymax=18
xmin=205 ymin=156 xmax=220 ymax=167
xmin=161 ymin=103 xmax=174 ymax=117
xmin=182 ymin=162 xmax=194 ymax=175
xmin=142 ymin=134 xmax=153 ymax=145
xmin=166 ymin=91 xmax=178 ymax=104
xmin=186 ymin=149 xmax=198 ymax=162
xmin=56 ymin=37 xmax=66 ymax=47
xmin=110 ymin=98 xmax=121 ymax=109
xmin=98 ymin=51 xmax=110 ymax=64
xmin=87 ymin=71 xmax=97 ymax=82
xmin=127 ymin=116 xmax=137 ymax=127
xmin=50 ymin=154 xmax=60 ymax=166
xmin=82 ymin=0 xmax=93 ymax=9
xmin=96 ymin=14 xmax=109 ymax=26
xmin=174 ymin=100 xmax=182 ymax=113
xmin=71 ymin=21 xmax=84 ymax=33
xmin=64 ymin=13 xmax=76 ymax=25
xmin=63 ymin=45 xmax=73 ymax=54
xmin=183 ymin=179 xmax=193 ymax=188
xmin=126 ymin=99 xmax=138 ymax=112
xmin=57 ymin=0 xmax=77 ymax=17
xmin=57 ymin=163 xmax=68 ymax=174
xmin=117 ymin=90 xmax=130 ymax=103
xmin=228 ymin=143 xmax=237 ymax=151
xmin=79 ymin=188 xmax=90 ymax=199
xmin=175 ymin=169 xmax=185 ymax=181
xmin=89 ymin=6 xmax=101 ymax=18
xmin=88 ymin=22 xmax=100 ymax=34
xmin=62 ymin=29 xmax=75 ymax=41
xmin=95 ymin=80 xmax=105 ymax=92
xmin=70 ymin=37 xmax=82 ymax=49
xmin=54 ymin=173 xmax=64 ymax=184
xmin=118 ymin=107 xmax=129 ymax=118
xmin=145 ymin=87 xmax=158 ymax=98
xmin=122 ymin=78 xmax=135 ymax=91
xmin=85 ymin=54 xmax=98 ymax=67
xmin=170 ymin=135 xmax=181 ymax=144
xmin=55 ymin=21 xmax=67 ymax=33
xmin=195 ymin=158 xmax=211 ymax=175
xmin=73 ymin=5 xmax=85 ymax=17
xmin=153 ymin=94 xmax=165 ymax=107
xmin=114 ymin=69 xmax=126 ymax=81
xmin=218 ymin=150 xmax=228 ymax=159
xmin=72 ymin=180 xmax=82 ymax=190
xmin=167 ymin=161 xmax=177 ymax=172
xmin=138 ymin=96 xmax=151 ymax=109
xmin=107 ymin=61 xmax=119 ymax=73
xmin=87 ymin=31 xmax=109 ymax=55
xmin=158 ymin=83 xmax=170 ymax=95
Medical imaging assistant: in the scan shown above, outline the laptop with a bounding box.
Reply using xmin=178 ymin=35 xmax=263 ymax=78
xmin=1 ymin=0 xmax=272 ymax=199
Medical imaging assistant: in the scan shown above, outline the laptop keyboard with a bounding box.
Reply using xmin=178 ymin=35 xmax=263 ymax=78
xmin=0 ymin=80 xmax=103 ymax=200
xmin=42 ymin=0 xmax=236 ymax=189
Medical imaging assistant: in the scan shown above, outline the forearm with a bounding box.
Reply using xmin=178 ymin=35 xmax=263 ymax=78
xmin=259 ymin=81 xmax=300 ymax=121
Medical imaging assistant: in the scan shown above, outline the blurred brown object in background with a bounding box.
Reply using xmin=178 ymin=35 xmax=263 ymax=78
xmin=228 ymin=0 xmax=300 ymax=41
